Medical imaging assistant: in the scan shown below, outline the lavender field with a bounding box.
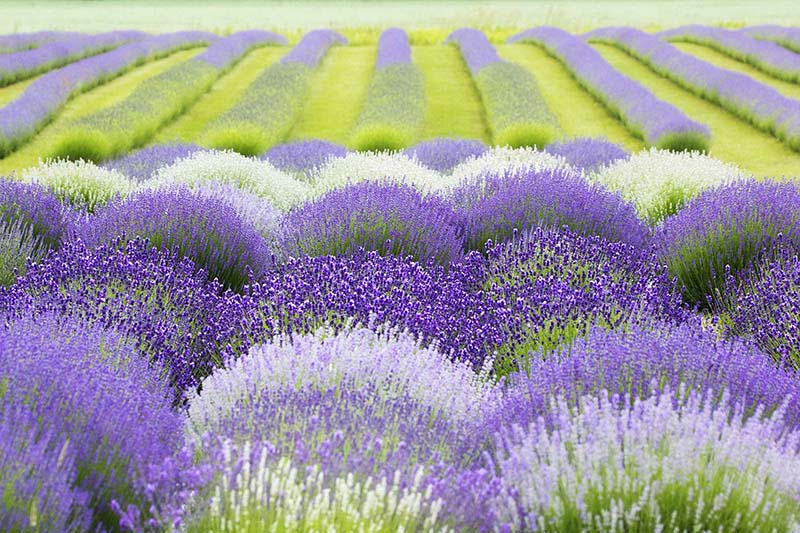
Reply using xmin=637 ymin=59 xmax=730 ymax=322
xmin=2 ymin=2 xmax=800 ymax=531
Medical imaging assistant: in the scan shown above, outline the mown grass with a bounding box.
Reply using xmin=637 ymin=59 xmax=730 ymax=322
xmin=671 ymin=42 xmax=800 ymax=101
xmin=288 ymin=46 xmax=376 ymax=145
xmin=413 ymin=45 xmax=489 ymax=143
xmin=155 ymin=46 xmax=286 ymax=144
xmin=0 ymin=47 xmax=204 ymax=175
xmin=592 ymin=43 xmax=800 ymax=178
xmin=498 ymin=44 xmax=645 ymax=152
xmin=0 ymin=74 xmax=38 ymax=108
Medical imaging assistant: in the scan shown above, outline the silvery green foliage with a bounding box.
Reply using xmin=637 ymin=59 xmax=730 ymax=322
xmin=186 ymin=327 xmax=501 ymax=441
xmin=590 ymin=148 xmax=752 ymax=223
xmin=492 ymin=388 xmax=800 ymax=531
xmin=22 ymin=158 xmax=133 ymax=212
xmin=148 ymin=149 xmax=310 ymax=211
xmin=183 ymin=441 xmax=449 ymax=533
xmin=309 ymin=150 xmax=443 ymax=197
xmin=448 ymin=146 xmax=574 ymax=188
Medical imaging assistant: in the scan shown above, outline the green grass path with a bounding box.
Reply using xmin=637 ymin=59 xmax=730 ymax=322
xmin=592 ymin=42 xmax=800 ymax=178
xmin=413 ymin=45 xmax=489 ymax=143
xmin=156 ymin=46 xmax=286 ymax=144
xmin=0 ymin=47 xmax=205 ymax=174
xmin=670 ymin=41 xmax=800 ymax=100
xmin=288 ymin=46 xmax=376 ymax=145
xmin=497 ymin=44 xmax=645 ymax=152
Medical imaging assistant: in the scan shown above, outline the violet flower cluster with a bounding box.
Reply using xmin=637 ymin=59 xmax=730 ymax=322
xmin=262 ymin=139 xmax=348 ymax=177
xmin=447 ymin=28 xmax=559 ymax=148
xmin=403 ymin=138 xmax=487 ymax=173
xmin=742 ymin=24 xmax=800 ymax=54
xmin=544 ymin=137 xmax=628 ymax=172
xmin=510 ymin=27 xmax=710 ymax=151
xmin=586 ymin=27 xmax=800 ymax=151
xmin=0 ymin=30 xmax=216 ymax=157
xmin=0 ymin=30 xmax=145 ymax=86
xmin=0 ymin=30 xmax=83 ymax=53
xmin=51 ymin=30 xmax=284 ymax=162
xmin=102 ymin=142 xmax=204 ymax=181
xmin=662 ymin=25 xmax=800 ymax=83
xmin=350 ymin=28 xmax=425 ymax=151
xmin=204 ymin=30 xmax=345 ymax=156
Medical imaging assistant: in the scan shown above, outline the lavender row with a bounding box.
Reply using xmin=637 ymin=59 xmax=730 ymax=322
xmin=587 ymin=27 xmax=800 ymax=151
xmin=661 ymin=25 xmax=800 ymax=83
xmin=203 ymin=30 xmax=346 ymax=156
xmin=447 ymin=28 xmax=559 ymax=147
xmin=350 ymin=28 xmax=424 ymax=151
xmin=0 ymin=31 xmax=216 ymax=158
xmin=49 ymin=30 xmax=286 ymax=162
xmin=0 ymin=30 xmax=83 ymax=53
xmin=510 ymin=27 xmax=709 ymax=151
xmin=742 ymin=25 xmax=800 ymax=54
xmin=0 ymin=30 xmax=145 ymax=87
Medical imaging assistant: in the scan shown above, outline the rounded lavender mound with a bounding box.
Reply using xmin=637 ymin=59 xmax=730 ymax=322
xmin=477 ymin=227 xmax=688 ymax=375
xmin=403 ymin=137 xmax=487 ymax=173
xmin=102 ymin=142 xmax=203 ymax=181
xmin=281 ymin=181 xmax=463 ymax=266
xmin=655 ymin=179 xmax=800 ymax=307
xmin=262 ymin=139 xmax=348 ymax=176
xmin=451 ymin=165 xmax=648 ymax=251
xmin=79 ymin=186 xmax=272 ymax=292
xmin=0 ymin=237 xmax=249 ymax=391
xmin=544 ymin=136 xmax=628 ymax=172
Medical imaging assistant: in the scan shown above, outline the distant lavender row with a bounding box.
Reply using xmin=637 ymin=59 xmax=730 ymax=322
xmin=0 ymin=31 xmax=216 ymax=158
xmin=0 ymin=30 xmax=145 ymax=87
xmin=204 ymin=30 xmax=345 ymax=156
xmin=447 ymin=28 xmax=558 ymax=147
xmin=0 ymin=31 xmax=83 ymax=53
xmin=350 ymin=28 xmax=424 ymax=151
xmin=510 ymin=27 xmax=709 ymax=152
xmin=50 ymin=30 xmax=285 ymax=162
xmin=587 ymin=27 xmax=800 ymax=151
xmin=742 ymin=25 xmax=800 ymax=54
xmin=661 ymin=25 xmax=800 ymax=83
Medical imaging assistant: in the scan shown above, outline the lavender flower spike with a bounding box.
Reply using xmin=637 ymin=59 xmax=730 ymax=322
xmin=586 ymin=27 xmax=800 ymax=151
xmin=510 ymin=27 xmax=709 ymax=151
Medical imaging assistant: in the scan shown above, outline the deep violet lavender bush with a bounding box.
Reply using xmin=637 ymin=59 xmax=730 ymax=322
xmin=500 ymin=321 xmax=800 ymax=433
xmin=0 ymin=313 xmax=182 ymax=530
xmin=479 ymin=227 xmax=688 ymax=376
xmin=742 ymin=25 xmax=800 ymax=54
xmin=79 ymin=187 xmax=272 ymax=292
xmin=102 ymin=142 xmax=204 ymax=181
xmin=0 ymin=238 xmax=249 ymax=391
xmin=0 ymin=401 xmax=90 ymax=532
xmin=262 ymin=139 xmax=348 ymax=178
xmin=403 ymin=138 xmax=487 ymax=173
xmin=720 ymin=248 xmax=800 ymax=369
xmin=655 ymin=179 xmax=800 ymax=308
xmin=450 ymin=165 xmax=649 ymax=251
xmin=241 ymin=250 xmax=509 ymax=369
xmin=544 ymin=137 xmax=628 ymax=173
xmin=281 ymin=181 xmax=463 ymax=266
xmin=489 ymin=389 xmax=800 ymax=531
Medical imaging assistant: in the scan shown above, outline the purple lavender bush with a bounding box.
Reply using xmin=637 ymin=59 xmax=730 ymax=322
xmin=655 ymin=179 xmax=800 ymax=307
xmin=350 ymin=28 xmax=425 ymax=151
xmin=479 ymin=227 xmax=688 ymax=376
xmin=0 ymin=313 xmax=182 ymax=530
xmin=78 ymin=187 xmax=272 ymax=292
xmin=544 ymin=137 xmax=628 ymax=172
xmin=280 ymin=181 xmax=463 ymax=266
xmin=720 ymin=248 xmax=800 ymax=369
xmin=205 ymin=30 xmax=345 ymax=155
xmin=450 ymin=165 xmax=649 ymax=251
xmin=447 ymin=28 xmax=559 ymax=148
xmin=741 ymin=25 xmax=800 ymax=54
xmin=403 ymin=137 xmax=487 ymax=173
xmin=0 ymin=237 xmax=249 ymax=390
xmin=661 ymin=25 xmax=800 ymax=83
xmin=511 ymin=27 xmax=710 ymax=151
xmin=0 ymin=30 xmax=84 ymax=53
xmin=0 ymin=31 xmax=216 ymax=157
xmin=262 ymin=139 xmax=348 ymax=177
xmin=586 ymin=27 xmax=800 ymax=151
xmin=102 ymin=142 xmax=204 ymax=181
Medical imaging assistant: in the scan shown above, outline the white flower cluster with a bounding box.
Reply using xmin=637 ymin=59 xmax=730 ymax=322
xmin=187 ymin=327 xmax=502 ymax=440
xmin=590 ymin=148 xmax=752 ymax=223
xmin=22 ymin=159 xmax=133 ymax=211
xmin=186 ymin=440 xmax=449 ymax=533
xmin=449 ymin=146 xmax=573 ymax=185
